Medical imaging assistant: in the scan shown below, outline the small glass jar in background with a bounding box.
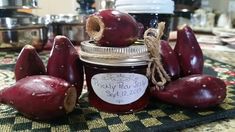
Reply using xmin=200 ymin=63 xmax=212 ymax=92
xmin=76 ymin=0 xmax=96 ymax=14
xmin=95 ymin=0 xmax=115 ymax=11
xmin=115 ymin=0 xmax=175 ymax=40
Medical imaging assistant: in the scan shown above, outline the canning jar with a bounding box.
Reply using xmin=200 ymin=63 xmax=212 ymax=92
xmin=79 ymin=41 xmax=150 ymax=113
xmin=115 ymin=0 xmax=174 ymax=40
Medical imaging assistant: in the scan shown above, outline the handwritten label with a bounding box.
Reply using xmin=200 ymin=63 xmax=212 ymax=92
xmin=91 ymin=73 xmax=148 ymax=105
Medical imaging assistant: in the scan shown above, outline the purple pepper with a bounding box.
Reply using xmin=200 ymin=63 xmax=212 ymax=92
xmin=47 ymin=36 xmax=84 ymax=98
xmin=153 ymin=74 xmax=226 ymax=109
xmin=14 ymin=45 xmax=46 ymax=81
xmin=174 ymin=25 xmax=204 ymax=77
xmin=160 ymin=40 xmax=180 ymax=80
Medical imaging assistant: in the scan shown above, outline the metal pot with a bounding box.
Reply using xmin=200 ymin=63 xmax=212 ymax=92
xmin=0 ymin=25 xmax=47 ymax=50
xmin=0 ymin=12 xmax=47 ymax=50
xmin=0 ymin=0 xmax=45 ymax=50
xmin=43 ymin=14 xmax=88 ymax=46
xmin=0 ymin=0 xmax=38 ymax=9
xmin=0 ymin=16 xmax=38 ymax=28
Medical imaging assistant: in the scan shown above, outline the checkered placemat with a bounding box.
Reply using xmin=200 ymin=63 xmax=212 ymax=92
xmin=0 ymin=51 xmax=235 ymax=131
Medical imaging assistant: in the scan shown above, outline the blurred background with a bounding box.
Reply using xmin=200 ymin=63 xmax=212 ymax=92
xmin=32 ymin=0 xmax=235 ymax=28
xmin=1 ymin=0 xmax=235 ymax=50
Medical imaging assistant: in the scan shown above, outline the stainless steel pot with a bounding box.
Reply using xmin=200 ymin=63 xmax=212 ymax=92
xmin=0 ymin=25 xmax=47 ymax=50
xmin=43 ymin=14 xmax=88 ymax=46
xmin=0 ymin=16 xmax=38 ymax=28
xmin=0 ymin=0 xmax=38 ymax=9
xmin=0 ymin=0 xmax=45 ymax=50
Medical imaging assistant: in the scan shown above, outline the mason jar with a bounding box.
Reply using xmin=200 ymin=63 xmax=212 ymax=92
xmin=115 ymin=0 xmax=175 ymax=40
xmin=79 ymin=41 xmax=150 ymax=113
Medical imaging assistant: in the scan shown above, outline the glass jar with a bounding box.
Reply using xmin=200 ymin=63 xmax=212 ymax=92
xmin=115 ymin=0 xmax=175 ymax=40
xmin=80 ymin=41 xmax=150 ymax=113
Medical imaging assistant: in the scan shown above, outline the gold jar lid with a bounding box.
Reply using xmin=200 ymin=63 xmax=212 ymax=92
xmin=79 ymin=40 xmax=149 ymax=66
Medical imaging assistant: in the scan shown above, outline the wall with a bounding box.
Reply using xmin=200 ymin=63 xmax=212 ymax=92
xmin=33 ymin=0 xmax=78 ymax=16
xmin=34 ymin=0 xmax=235 ymax=19
xmin=206 ymin=0 xmax=235 ymax=15
xmin=202 ymin=0 xmax=235 ymax=21
xmin=206 ymin=0 xmax=229 ymax=13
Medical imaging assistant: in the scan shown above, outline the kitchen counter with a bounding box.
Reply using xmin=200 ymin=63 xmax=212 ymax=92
xmin=0 ymin=45 xmax=235 ymax=131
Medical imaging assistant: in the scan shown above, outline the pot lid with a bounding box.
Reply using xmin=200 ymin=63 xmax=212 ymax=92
xmin=42 ymin=14 xmax=86 ymax=24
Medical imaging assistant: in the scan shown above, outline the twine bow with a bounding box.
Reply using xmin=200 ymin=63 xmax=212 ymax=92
xmin=144 ymin=22 xmax=171 ymax=88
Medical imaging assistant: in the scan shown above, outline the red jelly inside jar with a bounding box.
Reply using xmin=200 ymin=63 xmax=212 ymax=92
xmin=80 ymin=41 xmax=150 ymax=113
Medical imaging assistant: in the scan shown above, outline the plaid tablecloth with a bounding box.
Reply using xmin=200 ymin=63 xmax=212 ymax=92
xmin=0 ymin=50 xmax=235 ymax=131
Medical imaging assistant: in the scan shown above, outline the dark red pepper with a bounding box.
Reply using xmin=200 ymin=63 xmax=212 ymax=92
xmin=160 ymin=40 xmax=180 ymax=80
xmin=152 ymin=74 xmax=226 ymax=109
xmin=14 ymin=45 xmax=46 ymax=81
xmin=86 ymin=9 xmax=141 ymax=47
xmin=0 ymin=75 xmax=77 ymax=120
xmin=47 ymin=36 xmax=84 ymax=98
xmin=174 ymin=25 xmax=204 ymax=76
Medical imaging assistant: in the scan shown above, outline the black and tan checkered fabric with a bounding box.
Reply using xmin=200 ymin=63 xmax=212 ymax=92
xmin=0 ymin=51 xmax=235 ymax=131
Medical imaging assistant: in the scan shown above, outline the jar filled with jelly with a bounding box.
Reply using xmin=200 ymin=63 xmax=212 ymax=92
xmin=80 ymin=41 xmax=150 ymax=113
xmin=115 ymin=0 xmax=174 ymax=40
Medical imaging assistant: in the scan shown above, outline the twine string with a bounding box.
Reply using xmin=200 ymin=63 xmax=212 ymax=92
xmin=80 ymin=22 xmax=171 ymax=88
xmin=144 ymin=22 xmax=171 ymax=88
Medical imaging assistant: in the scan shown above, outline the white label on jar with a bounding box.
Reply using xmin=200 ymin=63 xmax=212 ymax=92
xmin=91 ymin=73 xmax=148 ymax=105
